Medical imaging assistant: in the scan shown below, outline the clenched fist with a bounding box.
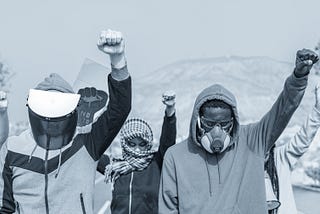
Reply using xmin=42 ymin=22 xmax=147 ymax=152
xmin=162 ymin=90 xmax=176 ymax=117
xmin=77 ymin=87 xmax=108 ymax=127
xmin=294 ymin=49 xmax=319 ymax=78
xmin=97 ymin=29 xmax=126 ymax=69
xmin=0 ymin=91 xmax=8 ymax=112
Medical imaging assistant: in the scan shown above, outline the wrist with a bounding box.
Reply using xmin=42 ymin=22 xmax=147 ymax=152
xmin=0 ymin=100 xmax=8 ymax=110
xmin=165 ymin=106 xmax=175 ymax=117
xmin=110 ymin=53 xmax=126 ymax=69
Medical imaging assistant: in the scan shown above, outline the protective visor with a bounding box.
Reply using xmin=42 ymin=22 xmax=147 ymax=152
xmin=27 ymin=89 xmax=80 ymax=118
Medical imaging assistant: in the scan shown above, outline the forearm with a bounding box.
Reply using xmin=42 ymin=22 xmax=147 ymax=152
xmin=0 ymin=111 xmax=9 ymax=148
xmin=159 ymin=114 xmax=177 ymax=159
xmin=284 ymin=106 xmax=320 ymax=169
xmin=249 ymin=73 xmax=308 ymax=155
xmin=89 ymin=71 xmax=132 ymax=160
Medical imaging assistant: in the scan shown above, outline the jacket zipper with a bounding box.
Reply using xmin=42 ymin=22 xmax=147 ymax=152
xmin=44 ymin=147 xmax=49 ymax=214
xmin=80 ymin=193 xmax=87 ymax=214
xmin=129 ymin=172 xmax=134 ymax=214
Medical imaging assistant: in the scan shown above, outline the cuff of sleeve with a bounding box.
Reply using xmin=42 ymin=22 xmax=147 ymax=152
xmin=110 ymin=65 xmax=130 ymax=81
xmin=289 ymin=73 xmax=308 ymax=88
xmin=165 ymin=113 xmax=176 ymax=122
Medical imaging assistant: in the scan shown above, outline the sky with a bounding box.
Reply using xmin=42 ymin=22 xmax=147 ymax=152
xmin=0 ymin=0 xmax=320 ymax=122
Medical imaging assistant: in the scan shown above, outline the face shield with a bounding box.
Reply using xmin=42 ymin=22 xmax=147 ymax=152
xmin=27 ymin=89 xmax=80 ymax=150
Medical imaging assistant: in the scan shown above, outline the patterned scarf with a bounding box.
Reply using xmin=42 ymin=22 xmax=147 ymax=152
xmin=105 ymin=118 xmax=156 ymax=184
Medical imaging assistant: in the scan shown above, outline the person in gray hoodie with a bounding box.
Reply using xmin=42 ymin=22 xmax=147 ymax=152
xmin=158 ymin=49 xmax=319 ymax=214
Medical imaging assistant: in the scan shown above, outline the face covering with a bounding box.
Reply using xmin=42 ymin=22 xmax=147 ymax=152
xmin=198 ymin=117 xmax=232 ymax=153
xmin=28 ymin=108 xmax=78 ymax=150
xmin=27 ymin=89 xmax=80 ymax=150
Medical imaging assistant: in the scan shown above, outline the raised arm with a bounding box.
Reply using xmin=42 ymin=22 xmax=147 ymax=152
xmin=277 ymin=85 xmax=320 ymax=170
xmin=248 ymin=49 xmax=319 ymax=156
xmin=157 ymin=91 xmax=177 ymax=165
xmin=82 ymin=29 xmax=131 ymax=161
xmin=0 ymin=91 xmax=9 ymax=148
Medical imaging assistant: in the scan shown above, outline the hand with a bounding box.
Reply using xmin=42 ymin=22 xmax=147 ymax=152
xmin=77 ymin=87 xmax=108 ymax=127
xmin=294 ymin=49 xmax=319 ymax=78
xmin=0 ymin=91 xmax=8 ymax=113
xmin=97 ymin=29 xmax=126 ymax=69
xmin=315 ymin=84 xmax=320 ymax=110
xmin=162 ymin=90 xmax=176 ymax=117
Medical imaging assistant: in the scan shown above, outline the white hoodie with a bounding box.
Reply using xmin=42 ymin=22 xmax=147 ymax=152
xmin=274 ymin=107 xmax=320 ymax=214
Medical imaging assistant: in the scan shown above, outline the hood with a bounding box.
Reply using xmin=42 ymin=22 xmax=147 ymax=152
xmin=189 ymin=84 xmax=240 ymax=149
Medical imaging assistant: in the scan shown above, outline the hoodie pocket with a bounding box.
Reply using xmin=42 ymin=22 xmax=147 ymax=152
xmin=80 ymin=193 xmax=86 ymax=214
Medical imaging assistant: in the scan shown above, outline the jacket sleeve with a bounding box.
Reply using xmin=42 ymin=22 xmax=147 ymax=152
xmin=247 ymin=73 xmax=308 ymax=156
xmin=277 ymin=107 xmax=320 ymax=170
xmin=85 ymin=66 xmax=132 ymax=161
xmin=0 ymin=142 xmax=15 ymax=213
xmin=97 ymin=154 xmax=110 ymax=175
xmin=0 ymin=110 xmax=8 ymax=149
xmin=158 ymin=150 xmax=179 ymax=214
xmin=156 ymin=113 xmax=177 ymax=167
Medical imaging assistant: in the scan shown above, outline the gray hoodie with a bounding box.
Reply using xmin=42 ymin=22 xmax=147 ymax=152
xmin=159 ymin=73 xmax=307 ymax=214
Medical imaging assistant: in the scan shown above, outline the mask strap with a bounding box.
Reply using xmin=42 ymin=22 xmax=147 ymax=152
xmin=197 ymin=116 xmax=205 ymax=136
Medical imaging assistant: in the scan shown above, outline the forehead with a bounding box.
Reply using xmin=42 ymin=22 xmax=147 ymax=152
xmin=202 ymin=107 xmax=232 ymax=121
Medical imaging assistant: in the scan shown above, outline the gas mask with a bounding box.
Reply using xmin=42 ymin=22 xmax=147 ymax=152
xmin=27 ymin=89 xmax=80 ymax=150
xmin=197 ymin=117 xmax=233 ymax=153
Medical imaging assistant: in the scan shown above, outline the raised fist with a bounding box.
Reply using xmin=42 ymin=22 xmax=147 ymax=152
xmin=162 ymin=90 xmax=176 ymax=107
xmin=294 ymin=49 xmax=319 ymax=77
xmin=162 ymin=90 xmax=176 ymax=117
xmin=0 ymin=91 xmax=8 ymax=112
xmin=77 ymin=87 xmax=108 ymax=127
xmin=97 ymin=29 xmax=125 ymax=55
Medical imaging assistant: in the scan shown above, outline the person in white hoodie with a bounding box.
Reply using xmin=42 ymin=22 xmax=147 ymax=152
xmin=265 ymin=84 xmax=320 ymax=214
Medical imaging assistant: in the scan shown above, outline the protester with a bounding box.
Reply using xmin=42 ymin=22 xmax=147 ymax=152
xmin=98 ymin=91 xmax=177 ymax=214
xmin=158 ymin=49 xmax=319 ymax=214
xmin=0 ymin=91 xmax=8 ymax=148
xmin=0 ymin=29 xmax=131 ymax=214
xmin=265 ymin=84 xmax=320 ymax=214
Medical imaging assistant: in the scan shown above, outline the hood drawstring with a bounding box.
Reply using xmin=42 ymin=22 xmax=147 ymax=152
xmin=205 ymin=153 xmax=213 ymax=196
xmin=215 ymin=154 xmax=221 ymax=184
xmin=28 ymin=144 xmax=38 ymax=163
xmin=55 ymin=148 xmax=62 ymax=178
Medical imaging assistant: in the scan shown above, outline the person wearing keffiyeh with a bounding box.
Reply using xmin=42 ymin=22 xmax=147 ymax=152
xmin=97 ymin=91 xmax=177 ymax=214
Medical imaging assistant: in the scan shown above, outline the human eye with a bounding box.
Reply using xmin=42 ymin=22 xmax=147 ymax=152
xmin=127 ymin=141 xmax=136 ymax=147
xmin=139 ymin=141 xmax=148 ymax=147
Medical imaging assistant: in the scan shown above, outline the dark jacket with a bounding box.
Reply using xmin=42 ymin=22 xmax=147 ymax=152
xmin=0 ymin=67 xmax=131 ymax=214
xmin=99 ymin=114 xmax=176 ymax=214
xmin=159 ymin=73 xmax=307 ymax=214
